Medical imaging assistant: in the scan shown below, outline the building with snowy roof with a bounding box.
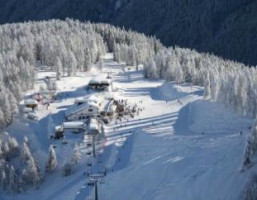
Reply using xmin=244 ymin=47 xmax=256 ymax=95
xmin=65 ymin=92 xmax=117 ymax=121
xmin=62 ymin=121 xmax=86 ymax=133
xmin=24 ymin=99 xmax=38 ymax=110
xmin=88 ymin=75 xmax=112 ymax=91
xmin=74 ymin=94 xmax=101 ymax=106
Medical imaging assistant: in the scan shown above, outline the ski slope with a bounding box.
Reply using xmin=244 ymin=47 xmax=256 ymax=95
xmin=0 ymin=53 xmax=254 ymax=200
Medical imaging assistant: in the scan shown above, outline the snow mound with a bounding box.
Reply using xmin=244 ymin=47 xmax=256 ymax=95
xmin=158 ymin=82 xmax=202 ymax=101
xmin=188 ymin=100 xmax=252 ymax=134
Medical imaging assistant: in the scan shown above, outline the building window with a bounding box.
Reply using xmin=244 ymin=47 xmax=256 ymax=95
xmin=88 ymin=108 xmax=93 ymax=112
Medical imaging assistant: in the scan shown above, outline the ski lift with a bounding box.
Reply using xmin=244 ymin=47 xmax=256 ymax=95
xmin=87 ymin=182 xmax=95 ymax=187
xmin=88 ymin=173 xmax=104 ymax=182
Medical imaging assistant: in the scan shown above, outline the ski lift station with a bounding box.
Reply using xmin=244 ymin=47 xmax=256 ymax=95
xmin=54 ymin=118 xmax=102 ymax=137
xmin=55 ymin=121 xmax=86 ymax=137
xmin=87 ymin=118 xmax=101 ymax=135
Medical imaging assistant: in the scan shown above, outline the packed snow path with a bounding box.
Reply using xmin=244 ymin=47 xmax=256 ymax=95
xmin=1 ymin=54 xmax=253 ymax=200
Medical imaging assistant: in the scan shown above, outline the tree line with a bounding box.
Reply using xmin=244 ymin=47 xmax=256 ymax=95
xmin=0 ymin=19 xmax=162 ymax=129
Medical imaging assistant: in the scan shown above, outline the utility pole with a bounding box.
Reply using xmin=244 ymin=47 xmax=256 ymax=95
xmin=92 ymin=135 xmax=96 ymax=158
xmin=95 ymin=180 xmax=98 ymax=200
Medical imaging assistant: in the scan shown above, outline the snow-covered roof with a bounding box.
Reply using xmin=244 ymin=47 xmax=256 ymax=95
xmin=63 ymin=121 xmax=85 ymax=129
xmin=75 ymin=94 xmax=100 ymax=104
xmin=22 ymin=107 xmax=33 ymax=113
xmin=55 ymin=125 xmax=63 ymax=131
xmin=24 ymin=99 xmax=38 ymax=105
xmin=86 ymin=95 xmax=101 ymax=103
xmin=65 ymin=101 xmax=98 ymax=117
xmin=89 ymin=75 xmax=112 ymax=85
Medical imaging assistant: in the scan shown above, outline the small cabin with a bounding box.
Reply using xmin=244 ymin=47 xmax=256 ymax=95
xmin=88 ymin=75 xmax=112 ymax=91
xmin=24 ymin=99 xmax=38 ymax=110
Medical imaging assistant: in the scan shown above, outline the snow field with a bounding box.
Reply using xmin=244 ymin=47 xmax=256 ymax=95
xmin=0 ymin=54 xmax=254 ymax=200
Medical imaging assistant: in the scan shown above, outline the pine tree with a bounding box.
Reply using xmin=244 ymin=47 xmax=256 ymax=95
xmin=203 ymin=72 xmax=211 ymax=98
xmin=243 ymin=120 xmax=257 ymax=169
xmin=21 ymin=141 xmax=32 ymax=163
xmin=56 ymin=57 xmax=62 ymax=80
xmin=9 ymin=93 xmax=18 ymax=115
xmin=22 ymin=157 xmax=41 ymax=185
xmin=2 ymin=142 xmax=10 ymax=161
xmin=67 ymin=51 xmax=77 ymax=76
xmin=62 ymin=162 xmax=74 ymax=177
xmin=0 ymin=108 xmax=5 ymax=129
xmin=8 ymin=165 xmax=17 ymax=191
xmin=0 ymin=169 xmax=7 ymax=190
xmin=45 ymin=145 xmax=57 ymax=172
xmin=23 ymin=136 xmax=29 ymax=145
xmin=98 ymin=59 xmax=104 ymax=72
xmin=72 ymin=143 xmax=81 ymax=164
xmin=8 ymin=137 xmax=19 ymax=158
xmin=146 ymin=59 xmax=157 ymax=79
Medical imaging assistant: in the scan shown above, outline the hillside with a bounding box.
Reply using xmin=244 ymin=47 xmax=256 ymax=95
xmin=0 ymin=54 xmax=254 ymax=200
xmin=0 ymin=19 xmax=257 ymax=199
xmin=0 ymin=0 xmax=256 ymax=65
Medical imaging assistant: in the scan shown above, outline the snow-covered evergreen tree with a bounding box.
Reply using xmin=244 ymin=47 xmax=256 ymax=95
xmin=0 ymin=108 xmax=5 ymax=129
xmin=145 ymin=59 xmax=157 ymax=79
xmin=56 ymin=57 xmax=62 ymax=80
xmin=242 ymin=120 xmax=257 ymax=169
xmin=62 ymin=162 xmax=74 ymax=177
xmin=98 ymin=59 xmax=104 ymax=72
xmin=72 ymin=143 xmax=81 ymax=164
xmin=21 ymin=141 xmax=32 ymax=163
xmin=8 ymin=165 xmax=17 ymax=192
xmin=22 ymin=157 xmax=41 ymax=185
xmin=7 ymin=137 xmax=19 ymax=158
xmin=203 ymin=72 xmax=211 ymax=98
xmin=45 ymin=145 xmax=57 ymax=172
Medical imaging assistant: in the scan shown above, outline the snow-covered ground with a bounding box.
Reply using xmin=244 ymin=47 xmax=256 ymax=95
xmin=0 ymin=53 xmax=254 ymax=200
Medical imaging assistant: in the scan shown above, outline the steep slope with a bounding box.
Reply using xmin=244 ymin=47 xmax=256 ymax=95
xmin=0 ymin=0 xmax=256 ymax=65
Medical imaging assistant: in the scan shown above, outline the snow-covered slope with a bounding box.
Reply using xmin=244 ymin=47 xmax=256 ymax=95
xmin=0 ymin=54 xmax=254 ymax=200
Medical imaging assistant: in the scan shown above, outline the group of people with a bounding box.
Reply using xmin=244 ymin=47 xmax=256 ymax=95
xmin=115 ymin=99 xmax=144 ymax=124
